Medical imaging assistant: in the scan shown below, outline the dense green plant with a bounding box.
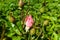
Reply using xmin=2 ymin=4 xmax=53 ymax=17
xmin=0 ymin=0 xmax=60 ymax=40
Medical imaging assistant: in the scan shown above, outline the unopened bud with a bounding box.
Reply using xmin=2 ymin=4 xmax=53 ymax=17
xmin=18 ymin=0 xmax=24 ymax=8
xmin=30 ymin=28 xmax=35 ymax=35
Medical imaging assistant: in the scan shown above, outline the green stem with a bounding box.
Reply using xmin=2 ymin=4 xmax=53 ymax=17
xmin=0 ymin=23 xmax=5 ymax=40
xmin=35 ymin=28 xmax=43 ymax=40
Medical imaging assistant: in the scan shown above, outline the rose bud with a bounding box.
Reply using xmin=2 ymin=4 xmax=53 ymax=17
xmin=30 ymin=28 xmax=35 ymax=35
xmin=9 ymin=16 xmax=15 ymax=23
xmin=25 ymin=15 xmax=34 ymax=32
xmin=18 ymin=0 xmax=24 ymax=8
xmin=40 ymin=7 xmax=45 ymax=13
xmin=43 ymin=20 xmax=49 ymax=26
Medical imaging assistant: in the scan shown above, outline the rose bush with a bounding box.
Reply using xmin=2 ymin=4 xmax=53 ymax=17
xmin=0 ymin=0 xmax=60 ymax=40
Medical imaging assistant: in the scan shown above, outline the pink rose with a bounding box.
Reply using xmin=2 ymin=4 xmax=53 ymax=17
xmin=25 ymin=15 xmax=34 ymax=32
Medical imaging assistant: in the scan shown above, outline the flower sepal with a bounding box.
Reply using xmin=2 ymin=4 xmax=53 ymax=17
xmin=25 ymin=26 xmax=30 ymax=32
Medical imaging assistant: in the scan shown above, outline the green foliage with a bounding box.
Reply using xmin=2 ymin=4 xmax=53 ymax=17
xmin=0 ymin=0 xmax=60 ymax=40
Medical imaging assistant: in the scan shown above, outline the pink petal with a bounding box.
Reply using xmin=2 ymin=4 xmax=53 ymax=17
xmin=25 ymin=15 xmax=34 ymax=28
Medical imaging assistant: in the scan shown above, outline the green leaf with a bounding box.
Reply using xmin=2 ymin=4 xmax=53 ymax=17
xmin=12 ymin=36 xmax=21 ymax=40
xmin=53 ymin=32 xmax=58 ymax=40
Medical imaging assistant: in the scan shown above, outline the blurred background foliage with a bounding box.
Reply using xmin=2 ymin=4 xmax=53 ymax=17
xmin=0 ymin=0 xmax=60 ymax=40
